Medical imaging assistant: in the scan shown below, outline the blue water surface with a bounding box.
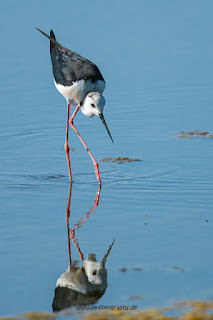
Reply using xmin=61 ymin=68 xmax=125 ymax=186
xmin=0 ymin=0 xmax=213 ymax=317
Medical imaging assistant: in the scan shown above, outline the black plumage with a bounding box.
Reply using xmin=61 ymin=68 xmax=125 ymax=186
xmin=36 ymin=28 xmax=104 ymax=86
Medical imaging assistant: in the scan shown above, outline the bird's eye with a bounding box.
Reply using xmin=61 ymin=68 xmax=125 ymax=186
xmin=91 ymin=103 xmax=95 ymax=108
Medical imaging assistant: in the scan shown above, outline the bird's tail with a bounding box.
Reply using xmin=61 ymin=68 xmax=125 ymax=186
xmin=35 ymin=27 xmax=60 ymax=48
xmin=50 ymin=30 xmax=56 ymax=40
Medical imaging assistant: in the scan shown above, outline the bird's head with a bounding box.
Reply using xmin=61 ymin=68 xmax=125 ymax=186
xmin=81 ymin=92 xmax=114 ymax=143
xmin=81 ymin=92 xmax=105 ymax=117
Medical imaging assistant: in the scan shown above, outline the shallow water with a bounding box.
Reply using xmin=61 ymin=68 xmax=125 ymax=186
xmin=1 ymin=0 xmax=213 ymax=317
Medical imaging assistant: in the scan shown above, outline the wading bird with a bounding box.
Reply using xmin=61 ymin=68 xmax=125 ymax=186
xmin=36 ymin=28 xmax=113 ymax=184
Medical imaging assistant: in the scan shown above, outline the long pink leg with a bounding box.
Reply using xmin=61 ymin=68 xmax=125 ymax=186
xmin=64 ymin=103 xmax=72 ymax=182
xmin=69 ymin=105 xmax=101 ymax=185
xmin=65 ymin=182 xmax=72 ymax=266
xmin=70 ymin=185 xmax=101 ymax=262
xmin=70 ymin=229 xmax=84 ymax=262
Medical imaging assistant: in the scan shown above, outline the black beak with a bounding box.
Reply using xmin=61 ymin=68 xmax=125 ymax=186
xmin=99 ymin=114 xmax=114 ymax=143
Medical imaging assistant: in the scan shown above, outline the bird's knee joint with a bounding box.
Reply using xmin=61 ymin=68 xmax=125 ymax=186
xmin=94 ymin=162 xmax=99 ymax=170
xmin=64 ymin=145 xmax=69 ymax=152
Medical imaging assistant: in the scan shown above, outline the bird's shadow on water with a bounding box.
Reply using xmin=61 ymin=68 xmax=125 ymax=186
xmin=52 ymin=182 xmax=115 ymax=312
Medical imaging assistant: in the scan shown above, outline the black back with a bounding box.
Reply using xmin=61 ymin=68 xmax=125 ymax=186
xmin=48 ymin=30 xmax=104 ymax=86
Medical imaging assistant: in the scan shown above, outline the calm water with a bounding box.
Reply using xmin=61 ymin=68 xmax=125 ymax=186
xmin=1 ymin=0 xmax=213 ymax=317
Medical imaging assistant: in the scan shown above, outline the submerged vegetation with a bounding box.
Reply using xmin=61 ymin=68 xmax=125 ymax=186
xmin=177 ymin=130 xmax=213 ymax=139
xmin=100 ymin=157 xmax=142 ymax=164
xmin=2 ymin=301 xmax=213 ymax=320
xmin=83 ymin=301 xmax=213 ymax=319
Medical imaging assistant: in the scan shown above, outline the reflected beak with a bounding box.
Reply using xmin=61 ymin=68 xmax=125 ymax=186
xmin=99 ymin=114 xmax=114 ymax=143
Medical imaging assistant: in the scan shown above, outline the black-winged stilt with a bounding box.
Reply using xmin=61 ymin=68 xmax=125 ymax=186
xmin=36 ymin=28 xmax=113 ymax=184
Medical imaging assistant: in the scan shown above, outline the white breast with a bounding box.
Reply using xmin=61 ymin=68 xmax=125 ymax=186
xmin=54 ymin=79 xmax=106 ymax=104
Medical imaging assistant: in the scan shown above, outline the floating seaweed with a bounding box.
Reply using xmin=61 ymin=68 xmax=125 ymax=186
xmin=100 ymin=157 xmax=142 ymax=164
xmin=177 ymin=131 xmax=213 ymax=139
xmin=2 ymin=300 xmax=213 ymax=320
xmin=128 ymin=295 xmax=144 ymax=300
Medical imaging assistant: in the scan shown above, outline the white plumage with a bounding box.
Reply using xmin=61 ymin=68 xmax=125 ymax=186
xmin=54 ymin=79 xmax=106 ymax=105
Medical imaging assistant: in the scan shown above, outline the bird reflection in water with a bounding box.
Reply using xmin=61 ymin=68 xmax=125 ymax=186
xmin=52 ymin=183 xmax=115 ymax=311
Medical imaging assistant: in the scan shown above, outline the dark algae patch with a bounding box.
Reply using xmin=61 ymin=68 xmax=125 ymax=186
xmin=128 ymin=295 xmax=144 ymax=300
xmin=100 ymin=157 xmax=142 ymax=164
xmin=177 ymin=130 xmax=213 ymax=139
xmin=119 ymin=267 xmax=143 ymax=272
xmin=173 ymin=265 xmax=184 ymax=273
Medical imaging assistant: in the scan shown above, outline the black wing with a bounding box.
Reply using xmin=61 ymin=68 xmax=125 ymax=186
xmin=36 ymin=28 xmax=104 ymax=86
